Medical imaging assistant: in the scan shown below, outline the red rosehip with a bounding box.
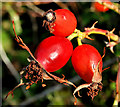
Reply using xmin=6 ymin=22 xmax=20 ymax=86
xmin=71 ymin=44 xmax=102 ymax=83
xmin=93 ymin=0 xmax=111 ymax=12
xmin=43 ymin=9 xmax=77 ymax=37
xmin=35 ymin=36 xmax=73 ymax=72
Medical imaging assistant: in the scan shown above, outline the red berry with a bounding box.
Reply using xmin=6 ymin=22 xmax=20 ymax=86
xmin=35 ymin=36 xmax=73 ymax=72
xmin=43 ymin=9 xmax=77 ymax=37
xmin=71 ymin=44 xmax=102 ymax=83
xmin=93 ymin=0 xmax=111 ymax=12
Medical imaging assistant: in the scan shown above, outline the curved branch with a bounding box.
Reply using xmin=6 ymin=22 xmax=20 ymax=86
xmin=24 ymin=2 xmax=45 ymax=17
xmin=0 ymin=43 xmax=30 ymax=98
xmin=18 ymin=56 xmax=118 ymax=105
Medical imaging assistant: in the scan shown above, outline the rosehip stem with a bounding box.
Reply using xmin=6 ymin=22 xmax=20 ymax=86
xmin=77 ymin=38 xmax=82 ymax=46
xmin=68 ymin=24 xmax=119 ymax=42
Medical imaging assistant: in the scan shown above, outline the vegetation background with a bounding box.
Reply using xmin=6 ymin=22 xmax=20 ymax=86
xmin=1 ymin=1 xmax=120 ymax=106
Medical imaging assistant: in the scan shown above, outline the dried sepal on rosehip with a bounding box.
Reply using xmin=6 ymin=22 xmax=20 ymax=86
xmin=42 ymin=9 xmax=77 ymax=37
xmin=42 ymin=9 xmax=56 ymax=32
xmin=71 ymin=44 xmax=108 ymax=105
xmin=5 ymin=20 xmax=77 ymax=100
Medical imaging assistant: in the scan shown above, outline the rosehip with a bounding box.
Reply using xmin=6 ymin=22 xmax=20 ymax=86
xmin=93 ymin=0 xmax=111 ymax=12
xmin=35 ymin=36 xmax=73 ymax=72
xmin=71 ymin=44 xmax=102 ymax=83
xmin=43 ymin=9 xmax=77 ymax=37
xmin=72 ymin=44 xmax=104 ymax=102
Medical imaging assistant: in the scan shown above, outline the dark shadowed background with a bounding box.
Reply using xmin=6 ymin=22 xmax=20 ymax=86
xmin=1 ymin=2 xmax=120 ymax=106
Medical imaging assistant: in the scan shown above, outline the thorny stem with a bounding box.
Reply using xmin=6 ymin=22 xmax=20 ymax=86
xmin=12 ymin=20 xmax=43 ymax=68
xmin=68 ymin=21 xmax=119 ymax=42
xmin=67 ymin=21 xmax=120 ymax=53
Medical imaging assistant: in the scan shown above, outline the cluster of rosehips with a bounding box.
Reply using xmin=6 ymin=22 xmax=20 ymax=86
xmin=39 ymin=9 xmax=104 ymax=104
xmin=37 ymin=8 xmax=103 ymax=82
xmin=5 ymin=2 xmax=111 ymax=104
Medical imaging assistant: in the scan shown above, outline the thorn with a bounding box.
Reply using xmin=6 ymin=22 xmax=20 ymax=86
xmin=110 ymin=28 xmax=115 ymax=34
xmin=102 ymin=67 xmax=110 ymax=72
xmin=107 ymin=36 xmax=110 ymax=43
xmin=106 ymin=28 xmax=115 ymax=42
xmin=104 ymin=41 xmax=108 ymax=45
xmin=104 ymin=41 xmax=111 ymax=47
xmin=104 ymin=41 xmax=117 ymax=53
xmin=91 ymin=21 xmax=98 ymax=29
xmin=84 ymin=27 xmax=89 ymax=31
xmin=62 ymin=74 xmax=65 ymax=79
xmin=110 ymin=46 xmax=114 ymax=53
xmin=85 ymin=35 xmax=94 ymax=40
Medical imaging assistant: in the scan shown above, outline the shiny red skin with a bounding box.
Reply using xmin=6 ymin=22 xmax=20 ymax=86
xmin=93 ymin=0 xmax=111 ymax=12
xmin=35 ymin=36 xmax=73 ymax=72
xmin=51 ymin=9 xmax=77 ymax=37
xmin=71 ymin=44 xmax=102 ymax=83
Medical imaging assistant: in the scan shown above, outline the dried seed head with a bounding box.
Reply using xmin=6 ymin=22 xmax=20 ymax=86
xmin=46 ymin=12 xmax=55 ymax=22
xmin=87 ymin=82 xmax=103 ymax=100
xmin=42 ymin=9 xmax=56 ymax=32
xmin=43 ymin=9 xmax=56 ymax=23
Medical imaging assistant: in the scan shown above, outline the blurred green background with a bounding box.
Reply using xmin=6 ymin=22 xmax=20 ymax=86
xmin=1 ymin=2 xmax=120 ymax=106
